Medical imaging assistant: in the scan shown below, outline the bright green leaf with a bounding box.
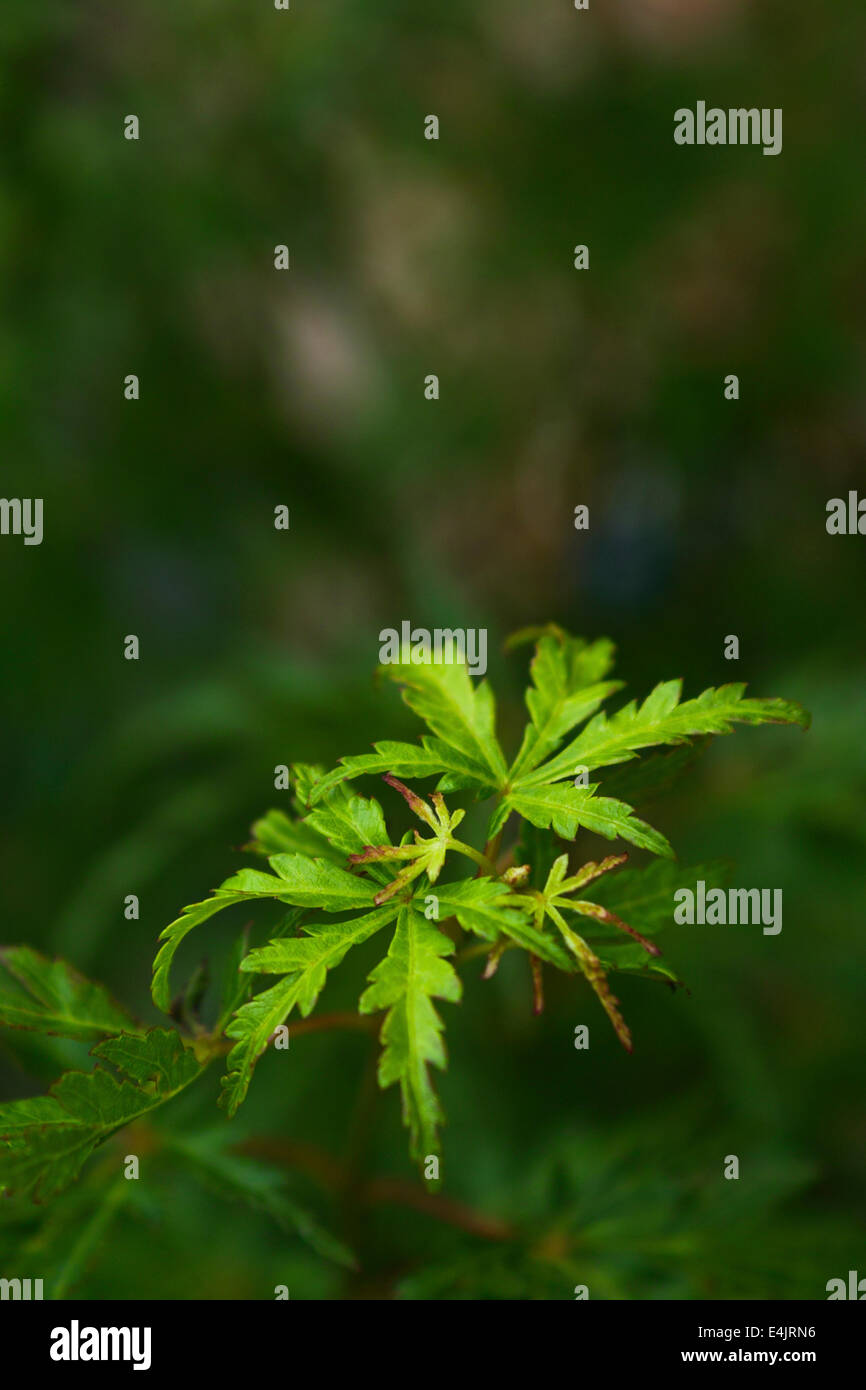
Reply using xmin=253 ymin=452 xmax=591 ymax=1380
xmin=506 ymin=784 xmax=674 ymax=858
xmin=359 ymin=903 xmax=461 ymax=1162
xmin=521 ymin=681 xmax=810 ymax=788
xmin=220 ymin=904 xmax=398 ymax=1115
xmin=508 ymin=631 xmax=623 ymax=780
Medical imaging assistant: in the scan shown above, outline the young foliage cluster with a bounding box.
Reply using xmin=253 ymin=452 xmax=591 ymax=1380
xmin=1 ymin=627 xmax=808 ymax=1199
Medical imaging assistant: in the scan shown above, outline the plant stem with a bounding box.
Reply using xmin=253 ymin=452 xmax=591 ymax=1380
xmin=236 ymin=1137 xmax=513 ymax=1241
xmin=482 ymin=827 xmax=504 ymax=867
xmin=447 ymin=837 xmax=498 ymax=877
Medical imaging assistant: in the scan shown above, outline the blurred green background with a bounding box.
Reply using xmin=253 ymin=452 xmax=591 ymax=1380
xmin=1 ymin=0 xmax=864 ymax=1298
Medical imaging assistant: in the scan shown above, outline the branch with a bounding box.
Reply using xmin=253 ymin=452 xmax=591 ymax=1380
xmin=237 ymin=1137 xmax=513 ymax=1241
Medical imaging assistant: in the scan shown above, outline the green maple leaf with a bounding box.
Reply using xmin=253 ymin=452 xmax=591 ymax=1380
xmin=0 ymin=947 xmax=138 ymax=1041
xmin=517 ymin=680 xmax=809 ymax=789
xmin=154 ymin=780 xmax=407 ymax=1013
xmin=505 ymin=626 xmax=624 ymax=782
xmin=359 ymin=901 xmax=461 ymax=1161
xmin=502 ymin=782 xmax=674 ymax=857
xmin=250 ymin=775 xmax=397 ymax=886
xmin=220 ymin=777 xmax=470 ymax=1152
xmin=0 ymin=1028 xmax=202 ymax=1201
xmin=152 ymin=854 xmax=378 ymax=1012
xmin=301 ymin=784 xmax=396 ymax=886
xmin=220 ymin=903 xmax=398 ymax=1116
xmin=493 ymin=628 xmax=808 ymax=861
xmin=377 ymin=656 xmax=508 ymax=787
xmin=307 ymin=739 xmax=490 ymax=804
xmin=308 ymin=652 xmax=509 ymax=804
xmin=247 ymin=807 xmax=339 ymax=862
